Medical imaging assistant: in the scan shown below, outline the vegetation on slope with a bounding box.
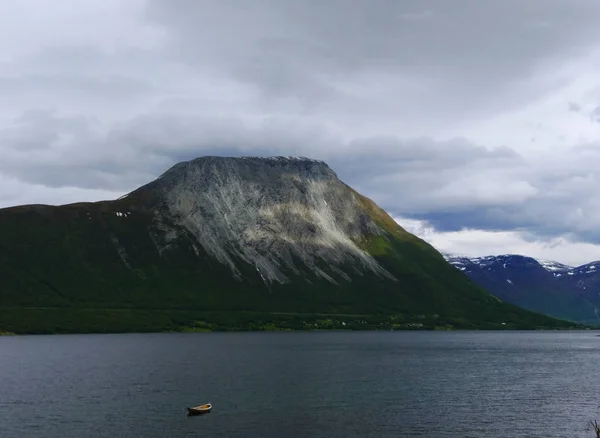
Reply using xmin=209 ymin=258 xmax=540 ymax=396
xmin=0 ymin=307 xmax=581 ymax=335
xmin=0 ymin=170 xmax=581 ymax=334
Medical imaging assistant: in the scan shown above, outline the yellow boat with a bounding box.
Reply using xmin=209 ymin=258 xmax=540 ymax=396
xmin=187 ymin=403 xmax=212 ymax=416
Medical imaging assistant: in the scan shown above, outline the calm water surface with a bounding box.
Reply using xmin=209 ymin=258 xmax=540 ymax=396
xmin=1 ymin=331 xmax=600 ymax=437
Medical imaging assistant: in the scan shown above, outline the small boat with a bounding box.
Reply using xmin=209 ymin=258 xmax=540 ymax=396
xmin=187 ymin=403 xmax=212 ymax=416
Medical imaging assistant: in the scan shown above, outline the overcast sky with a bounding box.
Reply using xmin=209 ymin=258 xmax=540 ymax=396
xmin=3 ymin=0 xmax=600 ymax=265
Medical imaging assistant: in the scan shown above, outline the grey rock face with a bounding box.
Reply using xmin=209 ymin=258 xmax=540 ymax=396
xmin=136 ymin=156 xmax=393 ymax=284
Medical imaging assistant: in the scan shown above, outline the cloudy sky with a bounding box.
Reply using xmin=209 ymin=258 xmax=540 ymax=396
xmin=3 ymin=0 xmax=600 ymax=265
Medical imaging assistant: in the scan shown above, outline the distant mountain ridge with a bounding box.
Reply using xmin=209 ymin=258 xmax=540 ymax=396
xmin=0 ymin=156 xmax=575 ymax=333
xmin=444 ymin=253 xmax=600 ymax=323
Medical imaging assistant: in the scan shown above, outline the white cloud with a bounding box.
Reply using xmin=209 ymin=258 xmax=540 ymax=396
xmin=395 ymin=217 xmax=600 ymax=267
xmin=451 ymin=47 xmax=600 ymax=153
xmin=0 ymin=174 xmax=122 ymax=207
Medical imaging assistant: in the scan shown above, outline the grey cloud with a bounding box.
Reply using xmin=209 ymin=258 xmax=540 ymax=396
xmin=1 ymin=107 xmax=515 ymax=196
xmin=386 ymin=145 xmax=600 ymax=243
xmin=145 ymin=0 xmax=600 ymax=125
xmin=0 ymin=109 xmax=338 ymax=192
xmin=0 ymin=111 xmax=166 ymax=191
xmin=0 ymin=43 xmax=171 ymax=122
xmin=3 ymin=0 xmax=600 ymax=254
xmin=318 ymin=135 xmax=600 ymax=244
xmin=0 ymin=106 xmax=529 ymax=215
xmin=0 ymin=74 xmax=154 ymax=97
xmin=4 ymin=104 xmax=600 ymax=245
xmin=345 ymin=136 xmax=519 ymax=164
xmin=590 ymin=106 xmax=600 ymax=123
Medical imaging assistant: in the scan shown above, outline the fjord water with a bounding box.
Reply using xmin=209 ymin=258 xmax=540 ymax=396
xmin=2 ymin=332 xmax=599 ymax=438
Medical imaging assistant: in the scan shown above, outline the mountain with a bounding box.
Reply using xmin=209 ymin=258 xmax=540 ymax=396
xmin=444 ymin=253 xmax=600 ymax=323
xmin=0 ymin=156 xmax=576 ymax=333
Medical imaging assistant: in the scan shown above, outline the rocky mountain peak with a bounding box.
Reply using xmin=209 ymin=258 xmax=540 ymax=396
xmin=159 ymin=156 xmax=334 ymax=184
xmin=129 ymin=156 xmax=393 ymax=284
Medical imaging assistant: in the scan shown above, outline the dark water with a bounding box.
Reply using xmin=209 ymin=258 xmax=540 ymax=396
xmin=2 ymin=331 xmax=600 ymax=438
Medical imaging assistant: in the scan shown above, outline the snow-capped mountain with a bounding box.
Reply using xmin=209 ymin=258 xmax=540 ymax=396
xmin=568 ymin=262 xmax=600 ymax=277
xmin=536 ymin=259 xmax=573 ymax=275
xmin=443 ymin=253 xmax=600 ymax=324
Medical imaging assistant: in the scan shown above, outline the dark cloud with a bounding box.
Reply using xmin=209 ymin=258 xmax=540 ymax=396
xmin=2 ymin=101 xmax=600 ymax=246
xmin=145 ymin=0 xmax=600 ymax=124
xmin=2 ymin=0 xmax=600 ymax=259
xmin=0 ymin=106 xmax=571 ymax=239
xmin=0 ymin=111 xmax=167 ymax=191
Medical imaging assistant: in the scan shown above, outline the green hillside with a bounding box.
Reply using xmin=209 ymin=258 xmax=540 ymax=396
xmin=0 ymin=200 xmax=578 ymax=334
xmin=0 ymin=157 xmax=582 ymax=334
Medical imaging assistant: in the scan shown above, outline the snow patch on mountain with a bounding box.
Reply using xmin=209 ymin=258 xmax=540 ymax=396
xmin=443 ymin=253 xmax=600 ymax=281
xmin=536 ymin=259 xmax=572 ymax=273
xmin=569 ymin=263 xmax=600 ymax=276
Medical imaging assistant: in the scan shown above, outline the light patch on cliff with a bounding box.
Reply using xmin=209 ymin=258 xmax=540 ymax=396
xmin=153 ymin=156 xmax=393 ymax=283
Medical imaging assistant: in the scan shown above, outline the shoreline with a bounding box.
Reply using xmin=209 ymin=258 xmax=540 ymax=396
xmin=1 ymin=326 xmax=595 ymax=336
